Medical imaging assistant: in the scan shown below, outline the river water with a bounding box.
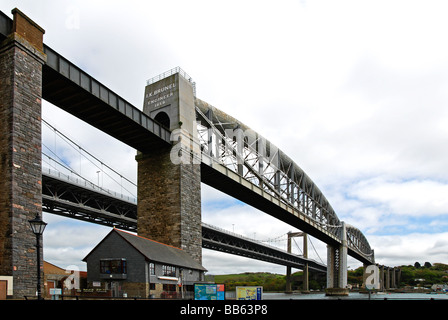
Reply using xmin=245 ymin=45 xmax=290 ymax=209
xmin=263 ymin=292 xmax=448 ymax=300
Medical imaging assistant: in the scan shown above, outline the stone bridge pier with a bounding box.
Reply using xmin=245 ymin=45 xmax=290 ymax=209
xmin=379 ymin=266 xmax=401 ymax=291
xmin=325 ymin=222 xmax=349 ymax=296
xmin=0 ymin=9 xmax=46 ymax=299
xmin=136 ymin=70 xmax=203 ymax=264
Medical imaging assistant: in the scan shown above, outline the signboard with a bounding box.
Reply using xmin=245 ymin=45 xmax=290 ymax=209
xmin=236 ymin=286 xmax=263 ymax=300
xmin=216 ymin=284 xmax=225 ymax=300
xmin=49 ymin=288 xmax=62 ymax=295
xmin=194 ymin=284 xmax=225 ymax=300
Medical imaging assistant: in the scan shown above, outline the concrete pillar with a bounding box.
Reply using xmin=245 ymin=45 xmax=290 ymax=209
xmin=391 ymin=267 xmax=396 ymax=289
xmin=385 ymin=267 xmax=391 ymax=290
xmin=302 ymin=233 xmax=309 ymax=292
xmin=137 ymin=71 xmax=202 ymax=264
xmin=285 ymin=233 xmax=293 ymax=293
xmin=285 ymin=232 xmax=309 ymax=293
xmin=325 ymin=222 xmax=348 ymax=296
xmin=0 ymin=8 xmax=46 ymax=298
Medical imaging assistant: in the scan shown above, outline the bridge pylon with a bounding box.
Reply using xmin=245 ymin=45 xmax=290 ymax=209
xmin=0 ymin=9 xmax=46 ymax=299
xmin=325 ymin=222 xmax=349 ymax=296
xmin=136 ymin=69 xmax=203 ymax=264
xmin=285 ymin=232 xmax=309 ymax=293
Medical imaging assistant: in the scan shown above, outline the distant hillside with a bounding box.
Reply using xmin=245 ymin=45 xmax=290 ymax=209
xmin=208 ymin=271 xmax=326 ymax=292
xmin=348 ymin=262 xmax=448 ymax=288
xmin=208 ymin=263 xmax=448 ymax=291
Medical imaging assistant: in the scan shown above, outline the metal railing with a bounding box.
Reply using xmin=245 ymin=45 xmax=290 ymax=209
xmin=42 ymin=166 xmax=137 ymax=204
xmin=146 ymin=66 xmax=196 ymax=96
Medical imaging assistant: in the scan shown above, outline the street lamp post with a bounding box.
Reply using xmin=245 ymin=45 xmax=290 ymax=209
xmin=28 ymin=214 xmax=47 ymax=300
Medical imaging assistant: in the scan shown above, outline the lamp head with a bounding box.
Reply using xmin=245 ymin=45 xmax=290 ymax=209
xmin=28 ymin=215 xmax=47 ymax=236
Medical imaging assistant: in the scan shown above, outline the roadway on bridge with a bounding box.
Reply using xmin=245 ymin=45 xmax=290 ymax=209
xmin=41 ymin=170 xmax=327 ymax=273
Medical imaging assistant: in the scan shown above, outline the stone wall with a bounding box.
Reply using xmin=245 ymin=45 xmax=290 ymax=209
xmin=137 ymin=70 xmax=202 ymax=264
xmin=136 ymin=148 xmax=202 ymax=263
xmin=0 ymin=8 xmax=46 ymax=298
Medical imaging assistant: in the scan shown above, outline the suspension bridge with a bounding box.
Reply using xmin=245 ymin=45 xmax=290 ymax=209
xmin=41 ymin=117 xmax=326 ymax=273
xmin=0 ymin=8 xmax=383 ymax=299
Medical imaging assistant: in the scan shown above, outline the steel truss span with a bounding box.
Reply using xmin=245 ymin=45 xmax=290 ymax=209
xmin=42 ymin=171 xmax=138 ymax=231
xmin=202 ymin=223 xmax=327 ymax=273
xmin=195 ymin=99 xmax=374 ymax=264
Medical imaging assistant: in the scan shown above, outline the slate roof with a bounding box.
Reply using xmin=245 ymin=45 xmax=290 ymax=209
xmin=83 ymin=228 xmax=207 ymax=271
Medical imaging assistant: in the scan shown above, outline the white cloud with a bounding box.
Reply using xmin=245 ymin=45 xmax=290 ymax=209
xmin=42 ymin=212 xmax=111 ymax=270
xmin=369 ymin=233 xmax=448 ymax=267
xmin=349 ymin=178 xmax=448 ymax=217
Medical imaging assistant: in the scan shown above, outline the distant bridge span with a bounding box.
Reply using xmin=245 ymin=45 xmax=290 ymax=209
xmin=41 ymin=170 xmax=327 ymax=273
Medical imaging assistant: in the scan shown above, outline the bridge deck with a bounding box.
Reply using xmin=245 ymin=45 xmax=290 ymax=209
xmin=42 ymin=46 xmax=171 ymax=153
xmin=42 ymin=171 xmax=326 ymax=273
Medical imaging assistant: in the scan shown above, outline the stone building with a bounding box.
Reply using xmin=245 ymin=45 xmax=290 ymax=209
xmin=83 ymin=228 xmax=207 ymax=298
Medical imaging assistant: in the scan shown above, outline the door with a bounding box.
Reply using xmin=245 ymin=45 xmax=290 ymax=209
xmin=0 ymin=280 xmax=7 ymax=300
xmin=47 ymin=280 xmax=55 ymax=298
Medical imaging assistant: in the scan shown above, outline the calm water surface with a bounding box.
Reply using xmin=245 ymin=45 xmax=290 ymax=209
xmin=263 ymin=292 xmax=448 ymax=300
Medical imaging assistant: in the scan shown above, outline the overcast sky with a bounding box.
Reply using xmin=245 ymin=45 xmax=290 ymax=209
xmin=3 ymin=0 xmax=448 ymax=274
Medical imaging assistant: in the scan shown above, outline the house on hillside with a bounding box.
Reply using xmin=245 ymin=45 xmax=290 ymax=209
xmin=83 ymin=228 xmax=207 ymax=298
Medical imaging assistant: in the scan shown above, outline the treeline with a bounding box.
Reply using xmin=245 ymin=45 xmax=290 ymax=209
xmin=212 ymin=271 xmax=326 ymax=292
xmin=347 ymin=262 xmax=448 ymax=287
xmin=210 ymin=263 xmax=448 ymax=292
xmin=397 ymin=262 xmax=448 ymax=287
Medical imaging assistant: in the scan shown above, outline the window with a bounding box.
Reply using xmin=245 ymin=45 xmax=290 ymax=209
xmin=100 ymin=259 xmax=127 ymax=274
xmin=163 ymin=284 xmax=176 ymax=292
xmin=162 ymin=265 xmax=176 ymax=277
xmin=149 ymin=263 xmax=155 ymax=275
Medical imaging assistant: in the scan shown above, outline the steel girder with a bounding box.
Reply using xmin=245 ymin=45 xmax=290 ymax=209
xmin=202 ymin=224 xmax=327 ymax=273
xmin=41 ymin=171 xmax=326 ymax=270
xmin=42 ymin=171 xmax=137 ymax=231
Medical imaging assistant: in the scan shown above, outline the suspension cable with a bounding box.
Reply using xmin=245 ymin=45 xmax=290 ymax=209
xmin=42 ymin=119 xmax=137 ymax=197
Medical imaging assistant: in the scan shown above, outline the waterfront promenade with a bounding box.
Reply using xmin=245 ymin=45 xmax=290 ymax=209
xmin=263 ymin=292 xmax=448 ymax=300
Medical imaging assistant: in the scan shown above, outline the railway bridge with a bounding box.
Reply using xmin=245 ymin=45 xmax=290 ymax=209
xmin=0 ymin=8 xmax=373 ymax=298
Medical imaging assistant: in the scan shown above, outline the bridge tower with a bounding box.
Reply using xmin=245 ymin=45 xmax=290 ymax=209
xmin=325 ymin=222 xmax=349 ymax=296
xmin=286 ymin=232 xmax=309 ymax=293
xmin=136 ymin=69 xmax=202 ymax=264
xmin=0 ymin=9 xmax=46 ymax=299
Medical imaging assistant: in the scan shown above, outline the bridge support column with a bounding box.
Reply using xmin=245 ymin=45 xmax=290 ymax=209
xmin=137 ymin=70 xmax=202 ymax=264
xmin=380 ymin=265 xmax=385 ymax=291
xmin=0 ymin=9 xmax=46 ymax=299
xmin=325 ymin=222 xmax=349 ymax=296
xmin=391 ymin=267 xmax=396 ymax=289
xmin=285 ymin=232 xmax=309 ymax=293
xmin=385 ymin=267 xmax=391 ymax=290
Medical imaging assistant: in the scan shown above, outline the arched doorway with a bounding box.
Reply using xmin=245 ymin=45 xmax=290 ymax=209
xmin=154 ymin=112 xmax=170 ymax=129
